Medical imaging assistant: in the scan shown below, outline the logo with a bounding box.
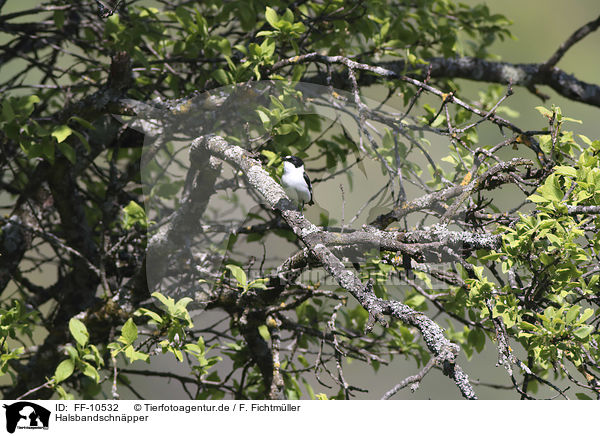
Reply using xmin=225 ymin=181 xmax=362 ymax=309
xmin=3 ymin=402 xmax=50 ymax=433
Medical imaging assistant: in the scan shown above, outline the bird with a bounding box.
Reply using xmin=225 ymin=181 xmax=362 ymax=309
xmin=281 ymin=155 xmax=314 ymax=209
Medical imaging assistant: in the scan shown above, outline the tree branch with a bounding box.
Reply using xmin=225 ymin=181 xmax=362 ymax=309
xmin=288 ymin=53 xmax=600 ymax=109
xmin=541 ymin=14 xmax=600 ymax=70
xmin=191 ymin=134 xmax=478 ymax=399
xmin=381 ymin=358 xmax=436 ymax=399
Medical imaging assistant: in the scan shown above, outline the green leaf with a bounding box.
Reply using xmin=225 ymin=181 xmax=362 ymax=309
xmin=248 ymin=278 xmax=267 ymax=289
xmin=152 ymin=291 xmax=176 ymax=314
xmin=54 ymin=359 xmax=75 ymax=383
xmin=57 ymin=142 xmax=76 ymax=164
xmin=539 ymin=252 xmax=553 ymax=266
xmin=535 ymin=106 xmax=553 ymax=118
xmin=573 ymin=325 xmax=594 ymax=339
xmin=81 ymin=362 xmax=100 ymax=383
xmin=124 ymin=345 xmax=150 ymax=363
xmin=256 ymin=108 xmax=272 ymax=127
xmin=135 ymin=308 xmax=163 ymax=324
xmin=578 ymin=134 xmax=593 ymax=146
xmin=174 ymin=297 xmax=194 ymax=327
xmin=528 ymin=194 xmax=548 ymax=204
xmin=71 ymin=130 xmax=91 ymax=153
xmin=69 ymin=115 xmax=95 ymax=130
xmin=579 ymin=308 xmax=594 ymax=323
xmin=171 ymin=347 xmax=183 ymax=361
xmin=120 ymin=318 xmax=138 ymax=344
xmin=537 ymin=174 xmax=564 ymax=202
xmin=212 ymin=68 xmax=230 ymax=85
xmin=226 ymin=264 xmax=247 ymax=289
xmin=404 ymin=294 xmax=426 ymax=309
xmin=258 ymin=324 xmax=271 ymax=342
xmin=519 ymin=321 xmax=537 ymax=331
xmin=55 ymin=385 xmax=74 ymax=400
xmin=554 ymin=166 xmax=577 ymax=178
xmin=478 ymin=252 xmax=502 ymax=262
xmin=562 ymin=116 xmax=582 ymax=124
xmin=265 ymin=7 xmax=279 ymax=28
xmin=121 ymin=200 xmax=147 ymax=229
xmin=64 ymin=344 xmax=78 ymax=361
xmin=69 ymin=318 xmax=89 ymax=346
xmin=468 ymin=328 xmax=486 ymax=353
xmin=20 ymin=95 xmax=40 ymax=117
xmin=261 ymin=150 xmax=278 ymax=167
xmin=260 ymin=39 xmax=276 ymax=59
xmin=282 ymin=8 xmax=294 ymax=23
xmin=565 ymin=306 xmax=580 ymax=324
xmin=174 ymin=297 xmax=193 ymax=311
xmin=52 ymin=125 xmax=73 ymax=143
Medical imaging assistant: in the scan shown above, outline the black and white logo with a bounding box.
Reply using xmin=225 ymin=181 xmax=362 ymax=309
xmin=3 ymin=402 xmax=50 ymax=433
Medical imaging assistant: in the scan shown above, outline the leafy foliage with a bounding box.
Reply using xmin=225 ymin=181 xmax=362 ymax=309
xmin=0 ymin=0 xmax=598 ymax=400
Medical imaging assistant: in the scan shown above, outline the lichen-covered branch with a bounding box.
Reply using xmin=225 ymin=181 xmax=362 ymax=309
xmin=191 ymin=134 xmax=478 ymax=399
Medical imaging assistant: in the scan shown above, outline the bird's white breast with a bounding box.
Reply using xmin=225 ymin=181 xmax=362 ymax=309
xmin=282 ymin=162 xmax=311 ymax=203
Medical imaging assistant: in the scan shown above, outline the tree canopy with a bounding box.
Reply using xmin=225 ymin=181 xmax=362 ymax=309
xmin=1 ymin=0 xmax=600 ymax=400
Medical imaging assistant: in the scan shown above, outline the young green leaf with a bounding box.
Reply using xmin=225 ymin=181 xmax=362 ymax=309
xmin=135 ymin=308 xmax=163 ymax=324
xmin=226 ymin=264 xmax=248 ymax=290
xmin=265 ymin=7 xmax=279 ymax=28
xmin=152 ymin=291 xmax=176 ymax=315
xmin=54 ymin=359 xmax=75 ymax=383
xmin=81 ymin=361 xmax=100 ymax=383
xmin=52 ymin=125 xmax=73 ymax=143
xmin=258 ymin=325 xmax=271 ymax=342
xmin=122 ymin=201 xmax=148 ymax=229
xmin=69 ymin=318 xmax=89 ymax=347
xmin=120 ymin=318 xmax=138 ymax=344
xmin=573 ymin=325 xmax=594 ymax=339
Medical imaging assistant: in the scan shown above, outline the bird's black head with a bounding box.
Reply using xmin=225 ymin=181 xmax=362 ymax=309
xmin=283 ymin=155 xmax=305 ymax=168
